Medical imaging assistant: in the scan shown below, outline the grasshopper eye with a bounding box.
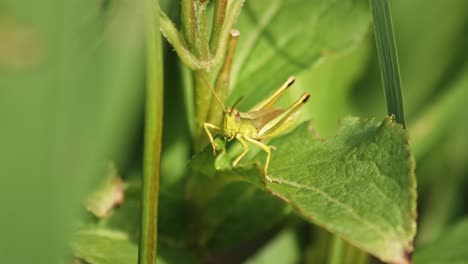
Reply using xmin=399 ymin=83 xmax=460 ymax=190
xmin=235 ymin=111 xmax=241 ymax=122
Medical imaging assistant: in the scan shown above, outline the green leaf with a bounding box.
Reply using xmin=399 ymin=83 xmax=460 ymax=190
xmin=71 ymin=227 xmax=141 ymax=264
xmin=413 ymin=218 xmax=468 ymax=264
xmin=229 ymin=0 xmax=371 ymax=108
xmin=189 ymin=116 xmax=416 ymax=263
xmin=100 ymin=176 xmax=199 ymax=264
xmin=188 ymin=152 xmax=288 ymax=252
xmin=265 ymin=117 xmax=416 ymax=263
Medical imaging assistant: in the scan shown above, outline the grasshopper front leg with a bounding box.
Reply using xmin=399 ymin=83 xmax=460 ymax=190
xmin=203 ymin=123 xmax=221 ymax=155
xmin=243 ymin=136 xmax=273 ymax=183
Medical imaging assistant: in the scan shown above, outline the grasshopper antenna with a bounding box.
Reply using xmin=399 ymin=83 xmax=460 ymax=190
xmin=200 ymin=73 xmax=227 ymax=112
xmin=229 ymin=97 xmax=244 ymax=113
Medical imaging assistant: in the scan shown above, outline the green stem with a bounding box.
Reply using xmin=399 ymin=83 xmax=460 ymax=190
xmin=193 ymin=70 xmax=212 ymax=151
xmin=328 ymin=236 xmax=369 ymax=264
xmin=210 ymin=0 xmax=228 ymax=53
xmin=328 ymin=235 xmax=345 ymax=264
xmin=369 ymin=0 xmax=406 ymax=127
xmin=210 ymin=0 xmax=245 ymax=71
xmin=159 ymin=9 xmax=203 ymax=70
xmin=193 ymin=0 xmax=211 ymax=59
xmin=192 ymin=1 xmax=245 ymax=150
xmin=138 ymin=0 xmax=163 ymax=263
xmin=181 ymin=0 xmax=195 ymax=47
xmin=159 ymin=0 xmax=244 ymax=72
xmin=208 ymin=29 xmax=240 ymax=126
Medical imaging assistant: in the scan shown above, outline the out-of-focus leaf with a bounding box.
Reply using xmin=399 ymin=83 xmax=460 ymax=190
xmin=71 ymin=227 xmax=142 ymax=264
xmin=416 ymin=112 xmax=468 ymax=244
xmin=85 ymin=164 xmax=124 ymax=218
xmin=294 ymin=40 xmax=372 ymax=137
xmin=392 ymin=0 xmax=468 ymax=116
xmin=188 ymin=117 xmax=416 ymax=263
xmin=244 ymin=229 xmax=300 ymax=264
xmin=102 ymin=176 xmax=198 ymax=264
xmin=229 ymin=0 xmax=371 ymax=108
xmin=414 ymin=218 xmax=468 ymax=264
xmin=188 ymin=150 xmax=288 ymax=253
xmin=410 ymin=66 xmax=468 ymax=160
xmin=353 ymin=0 xmax=468 ymax=117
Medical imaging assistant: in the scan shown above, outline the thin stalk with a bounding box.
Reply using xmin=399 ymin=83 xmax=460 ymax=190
xmin=193 ymin=0 xmax=211 ymax=59
xmin=370 ymin=0 xmax=406 ymax=127
xmin=181 ymin=0 xmax=195 ymax=47
xmin=193 ymin=70 xmax=212 ymax=151
xmin=159 ymin=10 xmax=203 ymax=70
xmin=159 ymin=0 xmax=244 ymax=72
xmin=328 ymin=236 xmax=369 ymax=264
xmin=208 ymin=29 xmax=240 ymax=126
xmin=210 ymin=0 xmax=228 ymax=53
xmin=138 ymin=0 xmax=163 ymax=263
xmin=328 ymin=236 xmax=345 ymax=264
xmin=210 ymin=0 xmax=245 ymax=71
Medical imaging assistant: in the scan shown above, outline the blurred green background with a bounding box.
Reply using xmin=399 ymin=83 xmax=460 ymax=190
xmin=1 ymin=0 xmax=467 ymax=263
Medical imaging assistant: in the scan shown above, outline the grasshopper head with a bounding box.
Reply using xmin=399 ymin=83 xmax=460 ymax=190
xmin=223 ymin=97 xmax=244 ymax=138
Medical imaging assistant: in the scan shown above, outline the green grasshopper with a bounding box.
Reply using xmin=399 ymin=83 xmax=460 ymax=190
xmin=204 ymin=76 xmax=310 ymax=182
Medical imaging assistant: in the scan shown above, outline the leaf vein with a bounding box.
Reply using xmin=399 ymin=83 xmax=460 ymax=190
xmin=273 ymin=178 xmax=391 ymax=241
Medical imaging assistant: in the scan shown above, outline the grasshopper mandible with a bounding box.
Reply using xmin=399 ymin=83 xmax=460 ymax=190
xmin=204 ymin=76 xmax=310 ymax=182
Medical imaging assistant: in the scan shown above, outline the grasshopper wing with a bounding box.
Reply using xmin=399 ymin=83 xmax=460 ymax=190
xmin=241 ymin=108 xmax=285 ymax=130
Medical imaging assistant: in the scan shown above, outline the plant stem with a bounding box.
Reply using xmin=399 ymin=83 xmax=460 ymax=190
xmin=208 ymin=29 xmax=240 ymax=126
xmin=210 ymin=0 xmax=245 ymax=71
xmin=181 ymin=0 xmax=195 ymax=47
xmin=193 ymin=70 xmax=212 ymax=151
xmin=328 ymin=236 xmax=369 ymax=264
xmin=192 ymin=1 xmax=245 ymax=150
xmin=138 ymin=0 xmax=163 ymax=263
xmin=159 ymin=9 xmax=203 ymax=70
xmin=370 ymin=0 xmax=406 ymax=128
xmin=328 ymin=236 xmax=345 ymax=264
xmin=210 ymin=0 xmax=228 ymax=53
xmin=193 ymin=0 xmax=211 ymax=59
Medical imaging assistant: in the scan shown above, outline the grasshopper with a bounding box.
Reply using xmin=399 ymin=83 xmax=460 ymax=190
xmin=204 ymin=76 xmax=310 ymax=182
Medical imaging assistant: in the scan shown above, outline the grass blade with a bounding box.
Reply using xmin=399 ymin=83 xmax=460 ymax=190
xmin=138 ymin=0 xmax=164 ymax=263
xmin=370 ymin=0 xmax=406 ymax=127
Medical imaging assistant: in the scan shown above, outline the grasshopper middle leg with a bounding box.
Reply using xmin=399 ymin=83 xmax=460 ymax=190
xmin=244 ymin=136 xmax=273 ymax=182
xmin=232 ymin=135 xmax=249 ymax=167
